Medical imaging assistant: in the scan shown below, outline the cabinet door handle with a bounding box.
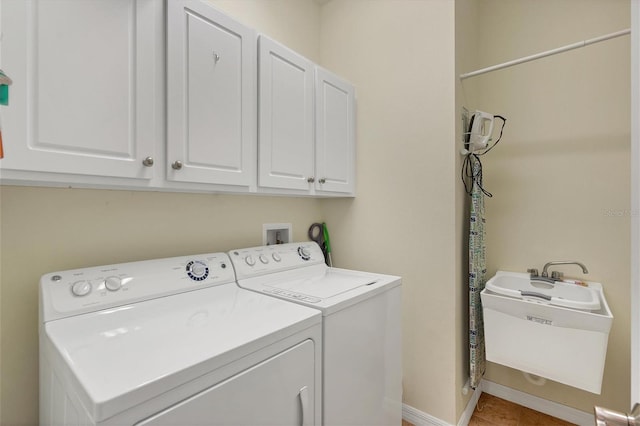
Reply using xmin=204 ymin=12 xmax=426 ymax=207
xmin=172 ymin=160 xmax=183 ymax=170
xmin=298 ymin=386 xmax=310 ymax=426
xmin=307 ymin=177 xmax=315 ymax=183
xmin=213 ymin=51 xmax=220 ymax=63
xmin=318 ymin=178 xmax=326 ymax=184
xmin=142 ymin=157 xmax=154 ymax=167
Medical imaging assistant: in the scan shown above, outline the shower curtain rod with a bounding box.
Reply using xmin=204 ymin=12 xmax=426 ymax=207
xmin=459 ymin=28 xmax=631 ymax=80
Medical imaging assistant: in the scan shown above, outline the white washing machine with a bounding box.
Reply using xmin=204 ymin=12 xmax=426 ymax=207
xmin=228 ymin=242 xmax=402 ymax=426
xmin=39 ymin=252 xmax=322 ymax=425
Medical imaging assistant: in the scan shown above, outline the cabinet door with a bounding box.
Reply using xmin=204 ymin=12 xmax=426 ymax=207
xmin=258 ymin=35 xmax=315 ymax=191
xmin=0 ymin=0 xmax=160 ymax=180
xmin=315 ymin=67 xmax=356 ymax=195
xmin=167 ymin=1 xmax=256 ymax=188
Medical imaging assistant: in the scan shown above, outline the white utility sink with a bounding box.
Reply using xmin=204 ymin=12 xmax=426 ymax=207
xmin=481 ymin=270 xmax=613 ymax=394
xmin=485 ymin=270 xmax=600 ymax=311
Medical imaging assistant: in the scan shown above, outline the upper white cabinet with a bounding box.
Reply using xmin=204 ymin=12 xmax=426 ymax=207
xmin=167 ymin=1 xmax=256 ymax=190
xmin=258 ymin=35 xmax=315 ymax=191
xmin=315 ymin=67 xmax=356 ymax=195
xmin=0 ymin=1 xmax=355 ymax=196
xmin=0 ymin=0 xmax=161 ymax=181
xmin=258 ymin=35 xmax=356 ymax=196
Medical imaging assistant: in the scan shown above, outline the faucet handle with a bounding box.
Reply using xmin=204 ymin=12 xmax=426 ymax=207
xmin=551 ymin=271 xmax=564 ymax=280
xmin=527 ymin=268 xmax=539 ymax=277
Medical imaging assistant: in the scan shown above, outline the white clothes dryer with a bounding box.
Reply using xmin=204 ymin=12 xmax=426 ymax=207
xmin=39 ymin=252 xmax=322 ymax=426
xmin=228 ymin=242 xmax=402 ymax=426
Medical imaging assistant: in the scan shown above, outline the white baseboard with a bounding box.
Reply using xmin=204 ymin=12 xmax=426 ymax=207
xmin=402 ymin=380 xmax=594 ymax=426
xmin=481 ymin=379 xmax=594 ymax=426
xmin=457 ymin=384 xmax=482 ymax=426
xmin=402 ymin=403 xmax=450 ymax=426
xmin=401 ymin=384 xmax=481 ymax=426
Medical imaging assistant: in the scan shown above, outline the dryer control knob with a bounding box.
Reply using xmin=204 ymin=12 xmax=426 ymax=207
xmin=104 ymin=276 xmax=122 ymax=291
xmin=186 ymin=261 xmax=209 ymax=281
xmin=259 ymin=254 xmax=269 ymax=264
xmin=245 ymin=255 xmax=256 ymax=266
xmin=190 ymin=263 xmax=206 ymax=277
xmin=272 ymin=252 xmax=282 ymax=262
xmin=71 ymin=280 xmax=92 ymax=297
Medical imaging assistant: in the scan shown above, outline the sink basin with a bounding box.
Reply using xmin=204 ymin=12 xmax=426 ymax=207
xmin=485 ymin=271 xmax=600 ymax=311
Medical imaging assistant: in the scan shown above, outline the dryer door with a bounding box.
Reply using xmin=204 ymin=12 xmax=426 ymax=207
xmin=136 ymin=339 xmax=316 ymax=426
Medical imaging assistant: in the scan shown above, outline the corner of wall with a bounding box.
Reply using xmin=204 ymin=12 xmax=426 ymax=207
xmin=454 ymin=0 xmax=481 ymax=420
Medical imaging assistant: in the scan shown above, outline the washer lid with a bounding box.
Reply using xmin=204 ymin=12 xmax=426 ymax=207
xmin=268 ymin=268 xmax=378 ymax=298
xmin=238 ymin=265 xmax=401 ymax=315
xmin=43 ymin=284 xmax=321 ymax=422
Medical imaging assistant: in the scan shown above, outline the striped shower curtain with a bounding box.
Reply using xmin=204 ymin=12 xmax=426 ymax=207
xmin=469 ymin=155 xmax=487 ymax=389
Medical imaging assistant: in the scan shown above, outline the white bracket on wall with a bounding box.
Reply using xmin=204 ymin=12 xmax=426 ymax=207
xmin=461 ymin=107 xmax=469 ymax=146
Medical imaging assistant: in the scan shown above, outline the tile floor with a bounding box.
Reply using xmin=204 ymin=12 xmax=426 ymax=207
xmin=402 ymin=393 xmax=576 ymax=425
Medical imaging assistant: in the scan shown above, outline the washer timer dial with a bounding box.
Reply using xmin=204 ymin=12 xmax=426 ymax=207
xmin=298 ymin=246 xmax=311 ymax=261
xmin=186 ymin=260 xmax=209 ymax=281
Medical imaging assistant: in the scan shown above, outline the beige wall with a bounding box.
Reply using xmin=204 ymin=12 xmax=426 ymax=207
xmin=319 ymin=0 xmax=459 ymax=422
xmin=209 ymin=0 xmax=322 ymax=63
xmin=0 ymin=2 xmax=324 ymax=424
xmin=466 ymin=0 xmax=631 ymax=413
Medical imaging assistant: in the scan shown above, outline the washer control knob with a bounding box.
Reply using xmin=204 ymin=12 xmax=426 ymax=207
xmin=259 ymin=254 xmax=269 ymax=264
xmin=104 ymin=276 xmax=122 ymax=291
xmin=272 ymin=252 xmax=282 ymax=262
xmin=71 ymin=280 xmax=92 ymax=297
xmin=245 ymin=255 xmax=256 ymax=266
xmin=298 ymin=246 xmax=311 ymax=261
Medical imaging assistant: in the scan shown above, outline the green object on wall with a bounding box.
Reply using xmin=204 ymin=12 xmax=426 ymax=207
xmin=0 ymin=85 xmax=8 ymax=106
xmin=0 ymin=69 xmax=12 ymax=105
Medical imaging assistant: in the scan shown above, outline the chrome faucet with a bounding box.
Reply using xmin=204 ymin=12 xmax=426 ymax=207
xmin=541 ymin=261 xmax=589 ymax=278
